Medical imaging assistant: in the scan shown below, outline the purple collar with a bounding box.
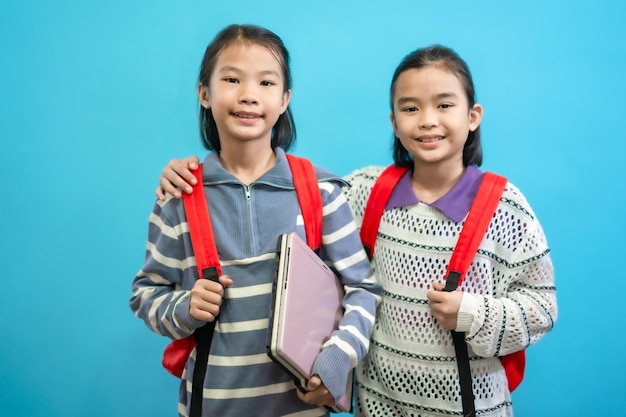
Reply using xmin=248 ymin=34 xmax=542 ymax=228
xmin=385 ymin=165 xmax=484 ymax=222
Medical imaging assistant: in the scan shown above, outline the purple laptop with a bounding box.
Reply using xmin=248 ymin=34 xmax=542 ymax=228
xmin=267 ymin=232 xmax=353 ymax=413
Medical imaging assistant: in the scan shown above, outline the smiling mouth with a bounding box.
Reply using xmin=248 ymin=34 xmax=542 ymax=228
xmin=417 ymin=136 xmax=443 ymax=143
xmin=234 ymin=112 xmax=261 ymax=119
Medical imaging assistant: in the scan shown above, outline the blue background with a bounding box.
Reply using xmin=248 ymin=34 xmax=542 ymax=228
xmin=2 ymin=1 xmax=624 ymax=416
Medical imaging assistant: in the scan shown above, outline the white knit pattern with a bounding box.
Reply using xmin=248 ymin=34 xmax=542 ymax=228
xmin=344 ymin=166 xmax=557 ymax=417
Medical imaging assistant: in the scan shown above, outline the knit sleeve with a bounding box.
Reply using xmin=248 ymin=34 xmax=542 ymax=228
xmin=457 ymin=184 xmax=558 ymax=357
xmin=311 ymin=179 xmax=383 ymax=402
xmin=129 ymin=197 xmax=207 ymax=340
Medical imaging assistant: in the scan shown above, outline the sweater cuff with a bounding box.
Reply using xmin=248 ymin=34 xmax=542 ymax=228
xmin=311 ymin=344 xmax=351 ymax=403
xmin=456 ymin=292 xmax=479 ymax=333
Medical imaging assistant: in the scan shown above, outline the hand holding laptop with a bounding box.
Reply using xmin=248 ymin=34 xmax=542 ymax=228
xmin=296 ymin=375 xmax=336 ymax=409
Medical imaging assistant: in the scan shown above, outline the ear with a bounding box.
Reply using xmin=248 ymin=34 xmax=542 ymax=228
xmin=280 ymin=89 xmax=292 ymax=114
xmin=197 ymin=83 xmax=210 ymax=109
xmin=468 ymin=103 xmax=483 ymax=131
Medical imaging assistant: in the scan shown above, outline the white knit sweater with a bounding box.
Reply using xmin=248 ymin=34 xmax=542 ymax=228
xmin=343 ymin=166 xmax=557 ymax=417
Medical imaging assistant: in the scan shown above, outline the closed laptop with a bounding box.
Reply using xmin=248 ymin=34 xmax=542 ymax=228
xmin=267 ymin=232 xmax=353 ymax=413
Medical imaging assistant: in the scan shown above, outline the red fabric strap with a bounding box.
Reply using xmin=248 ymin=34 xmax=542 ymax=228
xmin=443 ymin=172 xmax=526 ymax=393
xmin=360 ymin=165 xmax=410 ymax=259
xmin=445 ymin=172 xmax=507 ymax=286
xmin=182 ymin=164 xmax=222 ymax=277
xmin=286 ymin=154 xmax=323 ymax=251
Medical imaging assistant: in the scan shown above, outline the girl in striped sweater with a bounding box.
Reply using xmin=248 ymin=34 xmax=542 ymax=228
xmin=130 ymin=24 xmax=382 ymax=417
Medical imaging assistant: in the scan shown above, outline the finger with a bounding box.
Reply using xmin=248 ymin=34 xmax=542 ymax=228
xmin=189 ymin=293 xmax=222 ymax=321
xmin=162 ymin=162 xmax=193 ymax=193
xmin=158 ymin=175 xmax=182 ymax=198
xmin=426 ymin=289 xmax=443 ymax=303
xmin=189 ymin=288 xmax=220 ymax=317
xmin=155 ymin=185 xmax=166 ymax=201
xmin=190 ymin=291 xmax=222 ymax=310
xmin=296 ymin=388 xmax=307 ymax=402
xmin=219 ymin=274 xmax=234 ymax=288
xmin=432 ymin=281 xmax=445 ymax=291
xmin=307 ymin=376 xmax=321 ymax=391
xmin=297 ymin=387 xmax=330 ymax=407
xmin=178 ymin=166 xmax=198 ymax=188
xmin=199 ymin=279 xmax=224 ymax=300
xmin=196 ymin=280 xmax=225 ymax=301
xmin=169 ymin=159 xmax=198 ymax=189
xmin=187 ymin=155 xmax=201 ymax=170
xmin=189 ymin=307 xmax=216 ymax=322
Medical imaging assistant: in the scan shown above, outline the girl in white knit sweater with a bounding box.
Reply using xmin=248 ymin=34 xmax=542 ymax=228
xmin=155 ymin=44 xmax=557 ymax=417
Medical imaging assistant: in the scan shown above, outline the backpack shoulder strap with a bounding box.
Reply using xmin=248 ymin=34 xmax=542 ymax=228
xmin=286 ymin=154 xmax=323 ymax=252
xmin=443 ymin=171 xmax=507 ymax=290
xmin=360 ymin=164 xmax=410 ymax=259
xmin=182 ymin=163 xmax=221 ymax=281
xmin=180 ymin=163 xmax=221 ymax=417
xmin=442 ymin=171 xmax=507 ymax=417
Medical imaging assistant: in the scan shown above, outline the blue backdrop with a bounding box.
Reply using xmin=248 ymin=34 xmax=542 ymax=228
xmin=2 ymin=1 xmax=624 ymax=416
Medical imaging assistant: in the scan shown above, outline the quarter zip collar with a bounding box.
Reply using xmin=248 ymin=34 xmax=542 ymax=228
xmin=200 ymin=148 xmax=346 ymax=188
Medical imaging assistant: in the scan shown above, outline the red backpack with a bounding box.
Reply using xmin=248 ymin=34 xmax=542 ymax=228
xmin=160 ymin=155 xmax=323 ymax=417
xmin=359 ymin=165 xmax=525 ymax=405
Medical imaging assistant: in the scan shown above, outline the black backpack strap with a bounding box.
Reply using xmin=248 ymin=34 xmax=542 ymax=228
xmin=190 ymin=267 xmax=220 ymax=417
xmin=443 ymin=272 xmax=475 ymax=416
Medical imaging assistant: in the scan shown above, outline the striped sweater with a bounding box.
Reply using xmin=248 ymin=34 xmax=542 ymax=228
xmin=130 ymin=149 xmax=382 ymax=417
xmin=343 ymin=166 xmax=557 ymax=417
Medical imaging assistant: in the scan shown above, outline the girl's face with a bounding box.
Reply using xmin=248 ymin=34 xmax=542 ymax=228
xmin=390 ymin=65 xmax=482 ymax=170
xmin=198 ymin=42 xmax=291 ymax=147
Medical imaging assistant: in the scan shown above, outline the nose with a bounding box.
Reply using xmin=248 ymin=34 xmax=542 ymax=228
xmin=418 ymin=108 xmax=438 ymax=129
xmin=239 ymin=82 xmax=259 ymax=105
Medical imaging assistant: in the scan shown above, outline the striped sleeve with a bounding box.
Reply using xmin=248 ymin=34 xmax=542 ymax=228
xmin=129 ymin=197 xmax=206 ymax=340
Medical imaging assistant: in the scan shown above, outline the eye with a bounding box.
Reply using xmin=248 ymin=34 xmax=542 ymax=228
xmin=402 ymin=106 xmax=418 ymax=113
xmin=260 ymin=80 xmax=275 ymax=86
xmin=224 ymin=77 xmax=239 ymax=83
xmin=439 ymin=103 xmax=453 ymax=109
